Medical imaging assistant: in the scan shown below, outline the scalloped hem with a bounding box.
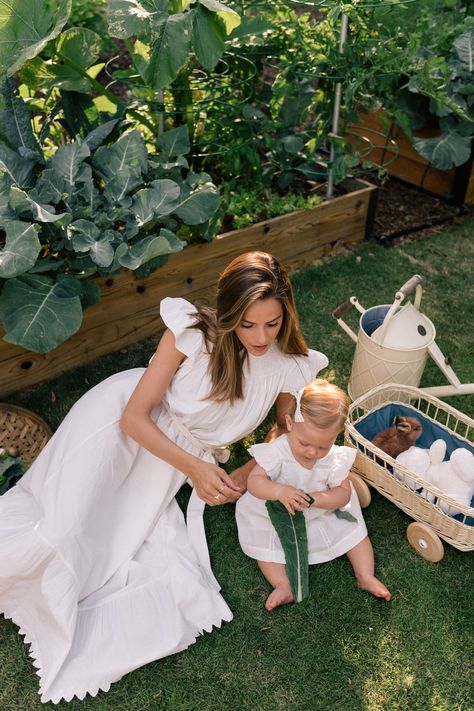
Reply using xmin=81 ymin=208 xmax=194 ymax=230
xmin=2 ymin=596 xmax=232 ymax=704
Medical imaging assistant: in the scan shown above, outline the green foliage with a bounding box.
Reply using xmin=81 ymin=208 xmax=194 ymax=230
xmin=66 ymin=0 xmax=108 ymax=36
xmin=0 ymin=84 xmax=221 ymax=353
xmin=0 ymin=451 xmax=23 ymax=495
xmin=221 ymin=183 xmax=321 ymax=230
xmin=0 ymin=0 xmax=72 ymax=76
xmin=378 ymin=5 xmax=474 ymax=169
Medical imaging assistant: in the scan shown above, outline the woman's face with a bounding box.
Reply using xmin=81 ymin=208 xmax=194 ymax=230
xmin=235 ymin=297 xmax=283 ymax=357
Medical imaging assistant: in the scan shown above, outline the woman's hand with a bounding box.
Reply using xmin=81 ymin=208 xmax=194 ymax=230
xmin=277 ymin=484 xmax=311 ymax=515
xmin=189 ymin=459 xmax=242 ymax=506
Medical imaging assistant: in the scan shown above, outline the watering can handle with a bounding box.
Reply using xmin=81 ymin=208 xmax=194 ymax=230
xmin=333 ymin=299 xmax=355 ymax=319
xmin=332 ymin=297 xmax=364 ymax=343
xmin=398 ymin=274 xmax=423 ymax=298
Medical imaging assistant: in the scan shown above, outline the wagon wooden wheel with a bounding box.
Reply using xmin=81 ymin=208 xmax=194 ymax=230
xmin=407 ymin=522 xmax=444 ymax=562
xmin=349 ymin=471 xmax=371 ymax=508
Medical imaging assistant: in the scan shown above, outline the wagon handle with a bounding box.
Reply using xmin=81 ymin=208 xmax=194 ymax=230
xmin=332 ymin=296 xmax=364 ymax=343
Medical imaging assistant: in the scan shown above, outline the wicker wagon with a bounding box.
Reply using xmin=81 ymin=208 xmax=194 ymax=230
xmin=344 ymin=384 xmax=474 ymax=562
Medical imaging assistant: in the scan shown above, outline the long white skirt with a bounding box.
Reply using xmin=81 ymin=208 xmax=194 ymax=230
xmin=0 ymin=370 xmax=232 ymax=703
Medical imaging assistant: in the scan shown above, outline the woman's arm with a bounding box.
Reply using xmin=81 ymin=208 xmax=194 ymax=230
xmin=248 ymin=464 xmax=310 ymax=515
xmin=308 ymin=477 xmax=351 ymax=510
xmin=120 ymin=329 xmax=240 ymax=505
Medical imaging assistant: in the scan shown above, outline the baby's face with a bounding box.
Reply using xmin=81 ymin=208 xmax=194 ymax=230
xmin=285 ymin=416 xmax=341 ymax=470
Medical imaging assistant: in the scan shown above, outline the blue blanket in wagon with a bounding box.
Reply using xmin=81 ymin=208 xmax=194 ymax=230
xmin=352 ymin=403 xmax=474 ymax=525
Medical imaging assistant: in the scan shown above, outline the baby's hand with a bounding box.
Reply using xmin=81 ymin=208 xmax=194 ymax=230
xmin=277 ymin=484 xmax=311 ymax=515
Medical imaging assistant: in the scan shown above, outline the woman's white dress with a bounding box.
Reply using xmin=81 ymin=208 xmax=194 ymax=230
xmin=0 ymin=297 xmax=328 ymax=703
xmin=236 ymin=437 xmax=367 ymax=564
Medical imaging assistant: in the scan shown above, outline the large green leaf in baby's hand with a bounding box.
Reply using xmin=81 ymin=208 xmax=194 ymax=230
xmin=335 ymin=508 xmax=357 ymax=523
xmin=265 ymin=500 xmax=310 ymax=603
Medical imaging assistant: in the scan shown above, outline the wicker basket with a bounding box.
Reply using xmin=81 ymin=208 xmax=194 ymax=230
xmin=0 ymin=404 xmax=52 ymax=469
xmin=345 ymin=384 xmax=474 ymax=560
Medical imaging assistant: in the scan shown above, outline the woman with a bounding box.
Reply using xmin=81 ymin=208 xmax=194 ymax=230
xmin=0 ymin=252 xmax=328 ymax=702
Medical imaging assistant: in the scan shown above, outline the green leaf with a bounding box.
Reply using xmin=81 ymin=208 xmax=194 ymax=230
xmin=0 ymin=174 xmax=14 ymax=218
xmin=53 ymin=27 xmax=103 ymax=91
xmin=0 ymin=220 xmax=41 ymax=277
xmin=79 ymin=279 xmax=101 ymax=308
xmin=0 ymin=77 xmax=40 ymax=155
xmin=83 ymin=119 xmax=120 ymax=152
xmin=93 ymin=130 xmax=148 ymax=181
xmin=9 ymin=186 xmax=69 ymax=224
xmin=174 ymin=184 xmax=220 ymax=224
xmin=198 ymin=0 xmax=240 ymax=35
xmin=0 ymin=274 xmax=83 ymax=352
xmin=334 ymin=508 xmax=358 ymax=523
xmin=48 ymin=142 xmax=91 ymax=189
xmin=117 ymin=228 xmax=183 ymax=270
xmin=0 ymin=0 xmax=72 ymax=76
xmin=103 ymin=168 xmax=142 ymax=203
xmin=134 ymin=13 xmax=191 ymax=90
xmin=193 ymin=5 xmax=226 ymax=71
xmin=132 ymin=180 xmax=180 ymax=225
xmin=157 ymin=125 xmax=190 ymax=158
xmin=33 ymin=169 xmax=66 ymax=204
xmin=107 ymin=0 xmax=168 ymax=39
xmin=0 ymin=141 xmax=37 ymax=188
xmin=0 ymin=455 xmax=23 ymax=494
xmin=281 ymin=135 xmax=304 ymax=155
xmin=68 ymin=220 xmax=115 ymax=267
xmin=454 ymin=30 xmax=474 ymax=72
xmin=412 ymin=130 xmax=473 ymax=169
xmin=265 ymin=500 xmax=309 ymax=603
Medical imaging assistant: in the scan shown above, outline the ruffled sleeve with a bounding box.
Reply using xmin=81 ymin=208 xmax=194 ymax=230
xmin=247 ymin=441 xmax=283 ymax=481
xmin=160 ymin=297 xmax=204 ymax=357
xmin=326 ymin=446 xmax=357 ymax=487
xmin=281 ymin=348 xmax=329 ymax=392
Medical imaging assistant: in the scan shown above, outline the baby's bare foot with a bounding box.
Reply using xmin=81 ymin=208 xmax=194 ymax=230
xmin=265 ymin=584 xmax=294 ymax=611
xmin=357 ymin=575 xmax=391 ymax=601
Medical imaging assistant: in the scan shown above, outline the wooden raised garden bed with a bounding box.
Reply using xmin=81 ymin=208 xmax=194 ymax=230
xmin=349 ymin=111 xmax=474 ymax=206
xmin=0 ymin=178 xmax=378 ymax=396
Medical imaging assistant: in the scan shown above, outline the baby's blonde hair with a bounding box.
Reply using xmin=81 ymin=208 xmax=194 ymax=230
xmin=289 ymin=379 xmax=349 ymax=431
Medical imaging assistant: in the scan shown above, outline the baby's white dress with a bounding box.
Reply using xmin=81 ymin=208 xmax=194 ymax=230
xmin=0 ymin=297 xmax=328 ymax=703
xmin=236 ymin=436 xmax=367 ymax=564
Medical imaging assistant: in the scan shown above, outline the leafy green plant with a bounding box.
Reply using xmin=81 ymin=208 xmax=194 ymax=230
xmin=393 ymin=21 xmax=474 ymax=170
xmin=221 ymin=182 xmax=321 ymax=230
xmin=0 ymin=449 xmax=23 ymax=495
xmin=0 ymin=82 xmax=221 ymax=354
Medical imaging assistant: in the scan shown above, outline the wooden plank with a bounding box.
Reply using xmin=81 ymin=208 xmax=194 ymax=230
xmin=352 ymin=112 xmax=458 ymax=197
xmin=0 ymin=179 xmax=376 ymax=396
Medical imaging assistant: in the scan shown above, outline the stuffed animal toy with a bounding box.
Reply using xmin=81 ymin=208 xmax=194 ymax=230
xmin=372 ymin=416 xmax=423 ymax=459
xmin=394 ymin=445 xmax=430 ymax=491
xmin=395 ymin=439 xmax=474 ymax=516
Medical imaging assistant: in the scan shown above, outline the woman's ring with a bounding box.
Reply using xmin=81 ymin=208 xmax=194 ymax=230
xmin=219 ymin=483 xmax=225 ymax=492
xmin=214 ymin=493 xmax=221 ymax=501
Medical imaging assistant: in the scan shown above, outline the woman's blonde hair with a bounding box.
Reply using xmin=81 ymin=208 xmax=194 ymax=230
xmin=289 ymin=379 xmax=349 ymax=431
xmin=192 ymin=251 xmax=308 ymax=402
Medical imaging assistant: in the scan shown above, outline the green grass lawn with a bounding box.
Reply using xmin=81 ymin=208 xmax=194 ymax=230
xmin=1 ymin=219 xmax=473 ymax=710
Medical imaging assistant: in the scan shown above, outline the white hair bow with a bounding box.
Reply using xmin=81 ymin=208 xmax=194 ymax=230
xmin=292 ymin=388 xmax=305 ymax=423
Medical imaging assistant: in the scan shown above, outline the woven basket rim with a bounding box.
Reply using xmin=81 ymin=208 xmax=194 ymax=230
xmin=0 ymin=402 xmax=53 ymax=439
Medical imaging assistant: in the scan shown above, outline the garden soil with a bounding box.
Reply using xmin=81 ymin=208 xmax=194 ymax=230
xmin=369 ymin=176 xmax=474 ymax=246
